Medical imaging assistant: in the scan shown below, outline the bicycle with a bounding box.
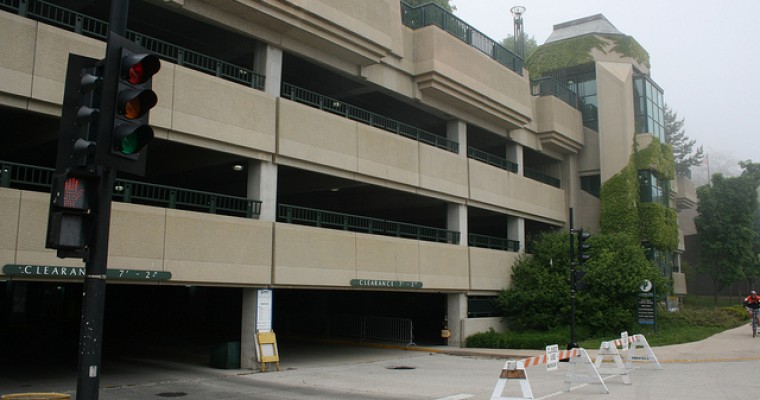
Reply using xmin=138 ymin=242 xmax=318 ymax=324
xmin=753 ymin=308 xmax=759 ymax=338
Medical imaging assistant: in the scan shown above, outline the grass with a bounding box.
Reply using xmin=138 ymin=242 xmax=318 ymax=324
xmin=467 ymin=295 xmax=749 ymax=350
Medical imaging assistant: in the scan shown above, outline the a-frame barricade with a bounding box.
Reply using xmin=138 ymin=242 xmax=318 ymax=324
xmin=563 ymin=348 xmax=609 ymax=394
xmin=594 ymin=341 xmax=631 ymax=384
xmin=491 ymin=347 xmax=607 ymax=400
xmin=490 ymin=360 xmax=533 ymax=400
xmin=625 ymin=334 xmax=661 ymax=370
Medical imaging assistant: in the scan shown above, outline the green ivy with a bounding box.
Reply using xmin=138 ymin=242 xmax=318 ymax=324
xmin=526 ymin=34 xmax=650 ymax=78
xmin=600 ymin=139 xmax=678 ymax=252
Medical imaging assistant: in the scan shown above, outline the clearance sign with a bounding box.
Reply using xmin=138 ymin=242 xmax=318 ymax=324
xmin=2 ymin=264 xmax=171 ymax=281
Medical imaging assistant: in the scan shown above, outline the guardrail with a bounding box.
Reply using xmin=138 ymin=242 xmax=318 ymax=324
xmin=468 ymin=233 xmax=519 ymax=252
xmin=277 ymin=203 xmax=460 ymax=244
xmin=0 ymin=0 xmax=265 ymax=89
xmin=531 ymin=77 xmax=580 ymax=109
xmin=0 ymin=161 xmax=261 ymax=218
xmin=400 ymin=1 xmax=523 ymax=76
xmin=524 ymin=167 xmax=561 ymax=188
xmin=281 ymin=83 xmax=459 ymax=154
xmin=364 ymin=316 xmax=415 ymax=346
xmin=467 ymin=147 xmax=518 ymax=173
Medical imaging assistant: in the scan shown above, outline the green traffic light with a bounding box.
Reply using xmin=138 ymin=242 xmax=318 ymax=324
xmin=113 ymin=125 xmax=154 ymax=155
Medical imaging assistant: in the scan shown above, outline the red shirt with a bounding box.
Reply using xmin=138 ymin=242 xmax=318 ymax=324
xmin=745 ymin=295 xmax=760 ymax=309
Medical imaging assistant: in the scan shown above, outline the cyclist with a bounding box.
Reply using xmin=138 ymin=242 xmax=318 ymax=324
xmin=743 ymin=290 xmax=760 ymax=329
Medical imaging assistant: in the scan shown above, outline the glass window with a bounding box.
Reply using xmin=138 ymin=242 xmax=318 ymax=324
xmin=565 ymin=71 xmax=598 ymax=131
xmin=633 ymin=75 xmax=665 ymax=141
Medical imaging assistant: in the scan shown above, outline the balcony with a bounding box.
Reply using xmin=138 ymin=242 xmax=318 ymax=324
xmin=675 ymin=175 xmax=697 ymax=210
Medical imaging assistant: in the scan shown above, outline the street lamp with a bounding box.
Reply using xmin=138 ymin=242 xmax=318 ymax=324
xmin=510 ymin=6 xmax=526 ymax=58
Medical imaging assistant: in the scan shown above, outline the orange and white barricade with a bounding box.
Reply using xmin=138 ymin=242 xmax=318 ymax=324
xmin=491 ymin=347 xmax=608 ymax=400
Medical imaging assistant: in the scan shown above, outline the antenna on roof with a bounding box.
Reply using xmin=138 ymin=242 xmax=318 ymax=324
xmin=511 ymin=6 xmax=526 ymax=58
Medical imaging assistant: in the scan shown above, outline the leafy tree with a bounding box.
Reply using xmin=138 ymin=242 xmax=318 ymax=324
xmin=739 ymin=160 xmax=760 ymax=289
xmin=403 ymin=0 xmax=455 ymax=12
xmin=664 ymin=104 xmax=703 ymax=177
xmin=695 ymin=168 xmax=760 ymax=302
xmin=500 ymin=34 xmax=539 ymax=58
xmin=496 ymin=231 xmax=661 ymax=335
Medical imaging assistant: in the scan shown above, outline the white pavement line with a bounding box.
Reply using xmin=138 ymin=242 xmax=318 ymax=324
xmin=534 ymin=373 xmax=622 ymax=399
xmin=434 ymin=394 xmax=474 ymax=400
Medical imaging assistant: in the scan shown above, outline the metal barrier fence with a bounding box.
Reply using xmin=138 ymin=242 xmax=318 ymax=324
xmin=364 ymin=316 xmax=415 ymax=346
xmin=0 ymin=161 xmax=261 ymax=218
xmin=467 ymin=147 xmax=519 ymax=173
xmin=281 ymin=83 xmax=459 ymax=154
xmin=277 ymin=204 xmax=460 ymax=245
xmin=524 ymin=167 xmax=561 ymax=188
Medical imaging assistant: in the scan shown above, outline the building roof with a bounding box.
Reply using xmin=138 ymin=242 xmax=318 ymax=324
xmin=545 ymin=14 xmax=624 ymax=44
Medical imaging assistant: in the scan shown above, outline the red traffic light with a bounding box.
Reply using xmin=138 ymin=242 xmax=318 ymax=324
xmin=121 ymin=54 xmax=160 ymax=84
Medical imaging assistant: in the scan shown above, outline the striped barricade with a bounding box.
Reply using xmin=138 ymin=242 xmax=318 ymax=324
xmin=491 ymin=347 xmax=608 ymax=400
xmin=594 ymin=340 xmax=631 ymax=384
xmin=625 ymin=334 xmax=662 ymax=370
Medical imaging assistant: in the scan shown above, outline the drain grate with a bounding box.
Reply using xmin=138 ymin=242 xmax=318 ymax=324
xmin=386 ymin=366 xmax=416 ymax=370
xmin=156 ymin=392 xmax=188 ymax=398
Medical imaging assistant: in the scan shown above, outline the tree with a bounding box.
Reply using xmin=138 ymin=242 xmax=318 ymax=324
xmin=500 ymin=34 xmax=538 ymax=58
xmin=404 ymin=0 xmax=455 ymax=12
xmin=664 ymin=104 xmax=704 ymax=177
xmin=695 ymin=168 xmax=760 ymax=303
xmin=739 ymin=160 xmax=760 ymax=289
xmin=496 ymin=231 xmax=660 ymax=335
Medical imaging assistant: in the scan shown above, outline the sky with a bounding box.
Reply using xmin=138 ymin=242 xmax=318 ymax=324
xmin=453 ymin=0 xmax=760 ymax=176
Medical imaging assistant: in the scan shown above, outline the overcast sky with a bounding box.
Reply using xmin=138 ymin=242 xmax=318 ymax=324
xmin=454 ymin=0 xmax=760 ymax=172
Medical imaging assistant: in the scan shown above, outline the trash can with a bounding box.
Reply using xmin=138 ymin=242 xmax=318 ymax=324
xmin=209 ymin=341 xmax=241 ymax=369
xmin=1 ymin=394 xmax=71 ymax=400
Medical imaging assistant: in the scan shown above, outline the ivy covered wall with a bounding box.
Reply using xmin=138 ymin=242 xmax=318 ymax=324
xmin=526 ymin=34 xmax=650 ymax=78
xmin=600 ymin=138 xmax=679 ymax=251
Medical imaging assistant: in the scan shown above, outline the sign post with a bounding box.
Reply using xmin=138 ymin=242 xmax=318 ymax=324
xmin=637 ymin=279 xmax=656 ymax=331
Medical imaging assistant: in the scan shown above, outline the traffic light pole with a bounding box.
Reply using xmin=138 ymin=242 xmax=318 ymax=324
xmin=568 ymin=208 xmax=578 ymax=350
xmin=76 ymin=167 xmax=116 ymax=400
xmin=76 ymin=1 xmax=128 ymax=398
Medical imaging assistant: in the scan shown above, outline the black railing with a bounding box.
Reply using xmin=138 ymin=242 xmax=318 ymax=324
xmin=0 ymin=161 xmax=261 ymax=218
xmin=531 ymin=77 xmax=580 ymax=110
xmin=467 ymin=147 xmax=518 ymax=173
xmin=400 ymin=1 xmax=523 ymax=75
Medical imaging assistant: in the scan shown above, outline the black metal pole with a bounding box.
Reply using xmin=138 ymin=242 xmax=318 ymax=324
xmin=75 ymin=1 xmax=128 ymax=398
xmin=568 ymin=208 xmax=578 ymax=349
xmin=75 ymin=167 xmax=115 ymax=400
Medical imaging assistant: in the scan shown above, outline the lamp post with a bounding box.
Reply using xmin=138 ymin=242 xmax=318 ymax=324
xmin=510 ymin=6 xmax=526 ymax=58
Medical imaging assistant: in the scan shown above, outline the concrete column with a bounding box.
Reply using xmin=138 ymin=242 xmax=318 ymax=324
xmin=446 ymin=293 xmax=467 ymax=347
xmin=446 ymin=120 xmax=467 ymax=156
xmin=240 ymin=288 xmax=258 ymax=369
xmin=506 ymin=141 xmax=523 ymax=175
xmin=254 ymin=42 xmax=283 ymax=97
xmin=508 ymin=216 xmax=525 ymax=253
xmin=447 ymin=203 xmax=467 ymax=246
xmin=248 ymin=160 xmax=278 ymax=221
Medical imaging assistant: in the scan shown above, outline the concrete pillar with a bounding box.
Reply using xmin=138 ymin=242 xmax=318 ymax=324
xmin=508 ymin=216 xmax=525 ymax=253
xmin=240 ymin=288 xmax=258 ymax=369
xmin=447 ymin=204 xmax=467 ymax=246
xmin=446 ymin=119 xmax=467 ymax=156
xmin=248 ymin=160 xmax=277 ymax=221
xmin=253 ymin=42 xmax=283 ymax=97
xmin=506 ymin=141 xmax=523 ymax=175
xmin=446 ymin=293 xmax=467 ymax=347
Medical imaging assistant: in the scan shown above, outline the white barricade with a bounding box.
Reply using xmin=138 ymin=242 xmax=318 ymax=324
xmin=625 ymin=334 xmax=662 ymax=369
xmin=563 ymin=347 xmax=609 ymax=394
xmin=594 ymin=341 xmax=631 ymax=384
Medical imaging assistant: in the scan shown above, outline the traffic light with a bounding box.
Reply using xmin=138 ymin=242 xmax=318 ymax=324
xmin=55 ymin=54 xmax=103 ymax=170
xmin=96 ymin=33 xmax=160 ymax=176
xmin=46 ymin=169 xmax=99 ymax=258
xmin=577 ymin=229 xmax=591 ymax=264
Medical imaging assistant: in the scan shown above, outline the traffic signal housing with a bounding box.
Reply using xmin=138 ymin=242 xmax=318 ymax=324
xmin=577 ymin=229 xmax=591 ymax=264
xmin=56 ymin=54 xmax=102 ymax=169
xmin=96 ymin=33 xmax=160 ymax=176
xmin=46 ymin=169 xmax=99 ymax=259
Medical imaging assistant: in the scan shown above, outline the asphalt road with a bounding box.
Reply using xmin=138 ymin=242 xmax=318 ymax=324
xmin=3 ymin=324 xmax=760 ymax=400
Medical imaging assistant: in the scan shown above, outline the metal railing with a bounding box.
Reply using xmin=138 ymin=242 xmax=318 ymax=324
xmin=364 ymin=316 xmax=415 ymax=346
xmin=467 ymin=147 xmax=518 ymax=173
xmin=531 ymin=77 xmax=580 ymax=110
xmin=524 ymin=167 xmax=561 ymax=188
xmin=468 ymin=233 xmax=519 ymax=252
xmin=400 ymin=1 xmax=523 ymax=76
xmin=281 ymin=83 xmax=459 ymax=154
xmin=0 ymin=161 xmax=261 ymax=218
xmin=0 ymin=0 xmax=265 ymax=89
xmin=277 ymin=204 xmax=460 ymax=244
